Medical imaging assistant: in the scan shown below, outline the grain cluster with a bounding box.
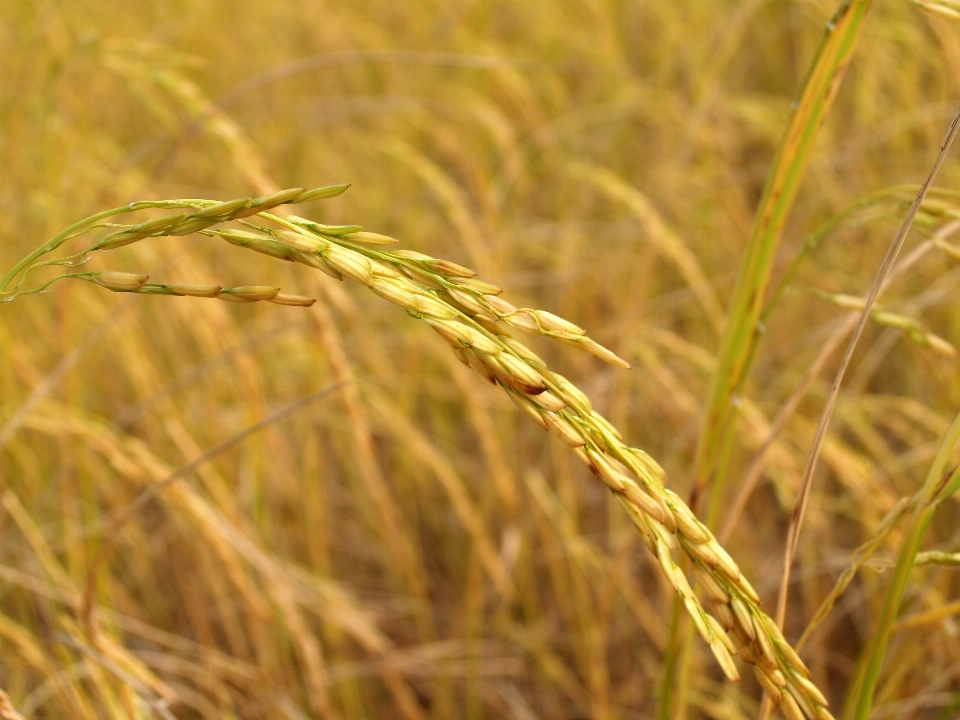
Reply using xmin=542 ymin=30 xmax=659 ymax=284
xmin=1 ymin=186 xmax=834 ymax=720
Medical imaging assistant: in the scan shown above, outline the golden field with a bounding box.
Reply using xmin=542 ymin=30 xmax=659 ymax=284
xmin=2 ymin=1 xmax=960 ymax=718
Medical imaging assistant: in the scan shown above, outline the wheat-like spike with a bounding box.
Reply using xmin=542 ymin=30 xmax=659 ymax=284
xmin=3 ymin=188 xmax=833 ymax=719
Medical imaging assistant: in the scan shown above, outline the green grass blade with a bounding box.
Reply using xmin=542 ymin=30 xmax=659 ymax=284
xmin=662 ymin=4 xmax=874 ymax=717
xmin=691 ymin=0 xmax=874 ymax=521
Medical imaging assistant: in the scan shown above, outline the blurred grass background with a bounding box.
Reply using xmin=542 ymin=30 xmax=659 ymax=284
xmin=2 ymin=0 xmax=960 ymax=718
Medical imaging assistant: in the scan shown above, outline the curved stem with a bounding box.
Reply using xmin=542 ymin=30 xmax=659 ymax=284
xmin=0 ymin=204 xmax=137 ymax=293
xmin=0 ymin=199 xmax=219 ymax=295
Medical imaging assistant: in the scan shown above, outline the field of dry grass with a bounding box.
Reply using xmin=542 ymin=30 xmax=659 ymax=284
xmin=3 ymin=1 xmax=960 ymax=718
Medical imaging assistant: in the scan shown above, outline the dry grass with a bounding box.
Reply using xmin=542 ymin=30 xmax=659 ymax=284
xmin=2 ymin=2 xmax=960 ymax=719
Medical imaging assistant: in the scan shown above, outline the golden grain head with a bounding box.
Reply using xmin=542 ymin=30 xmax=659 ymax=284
xmin=94 ymin=270 xmax=149 ymax=291
xmin=3 ymin=5 xmax=952 ymax=717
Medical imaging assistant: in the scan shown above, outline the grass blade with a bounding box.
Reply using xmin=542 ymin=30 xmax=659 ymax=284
xmin=665 ymin=4 xmax=874 ymax=717
xmin=691 ymin=0 xmax=874 ymax=519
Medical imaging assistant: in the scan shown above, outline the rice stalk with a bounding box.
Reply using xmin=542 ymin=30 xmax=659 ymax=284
xmin=1 ymin=186 xmax=835 ymax=720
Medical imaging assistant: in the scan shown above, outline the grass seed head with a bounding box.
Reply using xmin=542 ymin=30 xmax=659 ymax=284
xmin=131 ymin=212 xmax=189 ymax=235
xmin=194 ymin=197 xmax=252 ymax=219
xmin=370 ymin=277 xmax=422 ymax=310
xmin=527 ymin=390 xmax=566 ymax=412
xmin=532 ymin=310 xmax=584 ymax=335
xmin=275 ymin=229 xmax=329 ymax=253
xmin=780 ymin=691 xmax=806 ymax=720
xmin=296 ymin=183 xmax=350 ymax=202
xmin=445 ymin=287 xmax=489 ymax=316
xmin=706 ymin=614 xmax=736 ymax=654
xmin=506 ymin=390 xmax=549 ymax=428
xmin=712 ymin=601 xmax=736 ymax=631
xmin=293 ymin=250 xmax=344 ymax=280
xmin=541 ymin=412 xmax=586 ymax=446
xmin=249 ymin=187 xmax=307 ymax=209
xmin=167 ymin=284 xmax=222 ymax=297
xmin=322 ymin=246 xmax=373 ymax=286
xmin=94 ymin=271 xmax=149 ymax=291
xmin=3 ymin=178 xmax=834 ymax=713
xmin=95 ymin=232 xmax=141 ymax=250
xmin=711 ymin=640 xmax=740 ymax=682
xmin=219 ymin=285 xmax=280 ymax=301
xmin=684 ymin=596 xmax=711 ymax=642
xmin=268 ymin=293 xmax=316 ymax=307
xmin=495 ymin=353 xmax=547 ymax=393
xmin=754 ymin=666 xmax=783 ymax=699
xmin=485 ymin=295 xmax=517 ymax=315
xmin=624 ymin=483 xmax=668 ymax=522
xmin=412 ymin=294 xmax=460 ymax=320
xmin=451 ymin=277 xmax=502 ymax=295
xmin=693 ymin=563 xmax=730 ymax=604
xmin=423 ymin=258 xmax=476 ymax=278
xmin=340 ymin=231 xmax=399 ymax=246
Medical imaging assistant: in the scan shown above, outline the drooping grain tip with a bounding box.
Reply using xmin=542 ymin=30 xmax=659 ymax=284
xmin=297 ymin=184 xmax=351 ymax=202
